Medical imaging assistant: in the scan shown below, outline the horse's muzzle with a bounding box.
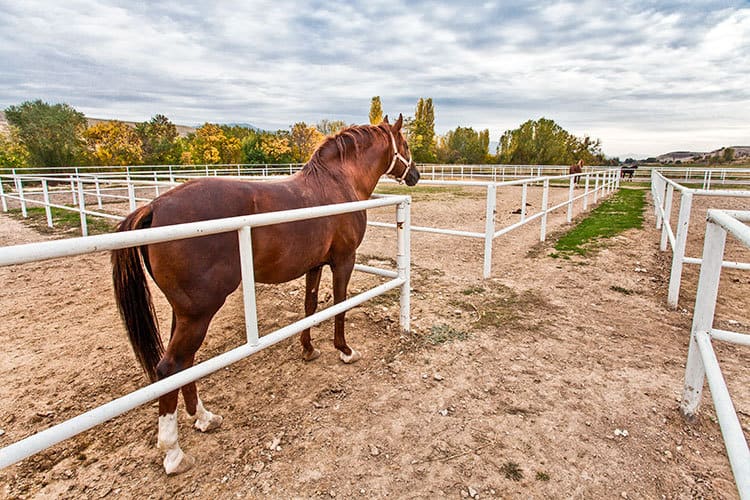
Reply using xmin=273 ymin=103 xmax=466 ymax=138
xmin=404 ymin=167 xmax=420 ymax=186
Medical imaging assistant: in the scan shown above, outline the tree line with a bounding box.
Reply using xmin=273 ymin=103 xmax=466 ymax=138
xmin=1 ymin=98 xmax=617 ymax=170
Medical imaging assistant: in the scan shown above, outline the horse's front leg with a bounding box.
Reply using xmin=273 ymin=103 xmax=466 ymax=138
xmin=331 ymin=254 xmax=360 ymax=363
xmin=300 ymin=265 xmax=324 ymax=361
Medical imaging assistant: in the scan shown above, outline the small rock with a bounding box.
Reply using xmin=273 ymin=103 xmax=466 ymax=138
xmin=433 ymin=373 xmax=444 ymax=381
xmin=0 ymin=429 xmax=4 ymax=436
xmin=251 ymin=461 xmax=265 ymax=473
xmin=421 ymin=373 xmax=428 ymax=379
xmin=370 ymin=445 xmax=380 ymax=456
xmin=727 ymin=319 xmax=740 ymax=325
xmin=614 ymin=429 xmax=629 ymax=437
xmin=268 ymin=432 xmax=284 ymax=450
xmin=664 ymin=450 xmax=673 ymax=459
xmin=621 ymin=492 xmax=628 ymax=499
xmin=468 ymin=486 xmax=478 ymax=498
xmin=439 ymin=409 xmax=449 ymax=416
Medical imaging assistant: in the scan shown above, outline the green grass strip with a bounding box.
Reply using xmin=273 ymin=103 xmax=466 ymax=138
xmin=553 ymin=188 xmax=645 ymax=256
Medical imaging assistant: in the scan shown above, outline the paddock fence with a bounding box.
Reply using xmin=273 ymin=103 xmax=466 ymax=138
xmin=0 ymin=194 xmax=412 ymax=470
xmin=0 ymin=165 xmax=621 ymax=278
xmin=678 ymin=209 xmax=750 ymax=499
xmin=650 ymin=170 xmax=750 ymax=307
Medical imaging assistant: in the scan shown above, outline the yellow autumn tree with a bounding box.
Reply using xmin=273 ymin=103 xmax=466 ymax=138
xmin=289 ymin=122 xmax=325 ymax=163
xmin=188 ymin=123 xmax=242 ymax=164
xmin=84 ymin=120 xmax=143 ymax=166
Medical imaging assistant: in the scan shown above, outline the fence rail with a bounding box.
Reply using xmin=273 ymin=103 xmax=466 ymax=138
xmin=0 ymin=194 xmax=412 ymax=469
xmin=679 ymin=209 xmax=750 ymax=499
xmin=650 ymin=170 xmax=750 ymax=307
xmin=1 ymin=166 xmax=621 ymax=278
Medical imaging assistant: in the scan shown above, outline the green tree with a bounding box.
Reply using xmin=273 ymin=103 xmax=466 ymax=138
xmin=497 ymin=117 xmax=605 ymax=165
xmin=135 ymin=114 xmax=180 ymax=165
xmin=722 ymin=147 xmax=735 ymax=163
xmin=438 ymin=126 xmax=491 ymax=164
xmin=369 ymin=96 xmax=383 ymax=125
xmin=84 ymin=120 xmax=143 ymax=166
xmin=0 ymin=127 xmax=30 ymax=169
xmin=317 ymin=119 xmax=348 ymax=136
xmin=408 ymin=98 xmax=437 ymax=163
xmin=5 ymin=100 xmax=87 ymax=167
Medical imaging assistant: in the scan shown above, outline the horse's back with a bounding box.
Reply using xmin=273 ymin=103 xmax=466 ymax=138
xmin=143 ymin=176 xmax=365 ymax=310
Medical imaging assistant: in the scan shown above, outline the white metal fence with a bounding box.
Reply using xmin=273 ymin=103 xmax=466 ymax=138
xmin=0 ymin=194 xmax=412 ymax=469
xmin=679 ymin=209 xmax=750 ymax=499
xmin=651 ymin=170 xmax=750 ymax=307
xmin=0 ymin=166 xmax=621 ymax=278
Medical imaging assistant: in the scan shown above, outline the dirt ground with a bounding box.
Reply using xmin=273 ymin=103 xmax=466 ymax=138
xmin=1 ymin=184 xmax=749 ymax=499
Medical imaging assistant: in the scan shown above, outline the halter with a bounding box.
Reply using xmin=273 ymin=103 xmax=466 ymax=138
xmin=384 ymin=128 xmax=413 ymax=183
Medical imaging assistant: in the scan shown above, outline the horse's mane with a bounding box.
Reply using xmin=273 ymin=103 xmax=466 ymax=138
xmin=303 ymin=124 xmax=387 ymax=177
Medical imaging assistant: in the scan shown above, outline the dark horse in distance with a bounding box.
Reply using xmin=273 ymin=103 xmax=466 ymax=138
xmin=111 ymin=115 xmax=419 ymax=474
xmin=569 ymin=159 xmax=584 ymax=184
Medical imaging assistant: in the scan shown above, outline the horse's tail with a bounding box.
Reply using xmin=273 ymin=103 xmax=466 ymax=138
xmin=111 ymin=204 xmax=163 ymax=382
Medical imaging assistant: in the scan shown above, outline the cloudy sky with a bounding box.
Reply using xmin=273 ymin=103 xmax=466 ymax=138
xmin=1 ymin=1 xmax=748 ymax=158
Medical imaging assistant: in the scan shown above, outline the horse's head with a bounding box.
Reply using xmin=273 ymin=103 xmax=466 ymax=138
xmin=382 ymin=114 xmax=420 ymax=186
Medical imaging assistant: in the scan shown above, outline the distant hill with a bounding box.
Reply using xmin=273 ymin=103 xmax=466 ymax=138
xmin=657 ymin=146 xmax=750 ymax=163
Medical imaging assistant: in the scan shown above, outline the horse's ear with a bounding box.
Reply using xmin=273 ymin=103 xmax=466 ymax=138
xmin=382 ymin=115 xmax=389 ymax=125
xmin=393 ymin=113 xmax=403 ymax=132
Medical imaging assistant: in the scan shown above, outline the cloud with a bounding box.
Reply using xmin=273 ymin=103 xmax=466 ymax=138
xmin=0 ymin=0 xmax=747 ymax=157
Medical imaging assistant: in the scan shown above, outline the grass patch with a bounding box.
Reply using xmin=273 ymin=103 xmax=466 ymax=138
xmin=500 ymin=461 xmax=524 ymax=481
xmin=536 ymin=471 xmax=550 ymax=481
xmin=461 ymin=286 xmax=485 ymax=295
xmin=610 ymin=285 xmax=634 ymax=295
xmin=553 ymin=188 xmax=645 ymax=256
xmin=7 ymin=206 xmax=116 ymax=236
xmin=426 ymin=324 xmax=468 ymax=345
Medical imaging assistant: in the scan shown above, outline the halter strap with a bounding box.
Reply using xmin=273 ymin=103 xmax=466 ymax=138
xmin=384 ymin=127 xmax=413 ymax=183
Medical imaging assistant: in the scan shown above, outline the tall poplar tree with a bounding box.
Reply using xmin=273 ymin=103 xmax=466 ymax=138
xmin=369 ymin=96 xmax=383 ymax=124
xmin=410 ymin=97 xmax=436 ymax=163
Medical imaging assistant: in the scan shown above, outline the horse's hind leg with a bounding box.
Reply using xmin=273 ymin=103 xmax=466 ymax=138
xmin=181 ymin=356 xmax=223 ymax=432
xmin=331 ymin=254 xmax=360 ymax=363
xmin=156 ymin=314 xmax=218 ymax=475
xmin=301 ymin=266 xmax=323 ymax=361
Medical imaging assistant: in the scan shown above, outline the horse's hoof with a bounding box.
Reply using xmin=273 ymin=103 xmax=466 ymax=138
xmin=339 ymin=348 xmax=361 ymax=364
xmin=194 ymin=413 xmax=223 ymax=433
xmin=164 ymin=449 xmax=195 ymax=475
xmin=302 ymin=348 xmax=321 ymax=362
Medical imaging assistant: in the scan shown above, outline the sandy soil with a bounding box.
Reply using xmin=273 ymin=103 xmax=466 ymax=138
xmin=1 ymin=184 xmax=749 ymax=499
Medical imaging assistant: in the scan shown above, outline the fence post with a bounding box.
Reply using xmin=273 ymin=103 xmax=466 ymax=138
xmin=154 ymin=172 xmax=160 ymax=197
xmin=483 ymin=184 xmax=497 ymax=279
xmin=397 ymin=198 xmax=411 ymax=332
xmin=238 ymin=226 xmax=260 ymax=346
xmin=77 ymin=179 xmax=88 ymax=237
xmin=667 ymin=191 xmax=693 ymax=308
xmin=680 ymin=220 xmax=726 ymax=418
xmin=583 ymin=174 xmax=590 ymax=210
xmin=593 ymin=173 xmax=600 ymax=203
xmin=567 ymin=177 xmax=575 ymax=223
xmin=540 ymin=178 xmax=549 ymax=241
xmin=42 ymin=179 xmax=53 ymax=227
xmin=660 ymin=184 xmax=674 ymax=251
xmin=18 ymin=176 xmax=27 ymax=218
xmin=94 ymin=177 xmax=103 ymax=209
xmin=127 ymin=181 xmax=136 ymax=212
xmin=0 ymin=177 xmax=7 ymax=212
xmin=521 ymin=183 xmax=528 ymax=221
xmin=70 ymin=175 xmax=77 ymax=205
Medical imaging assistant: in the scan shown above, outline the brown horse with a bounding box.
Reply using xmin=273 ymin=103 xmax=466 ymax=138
xmin=111 ymin=115 xmax=419 ymax=474
xmin=569 ymin=159 xmax=584 ymax=184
